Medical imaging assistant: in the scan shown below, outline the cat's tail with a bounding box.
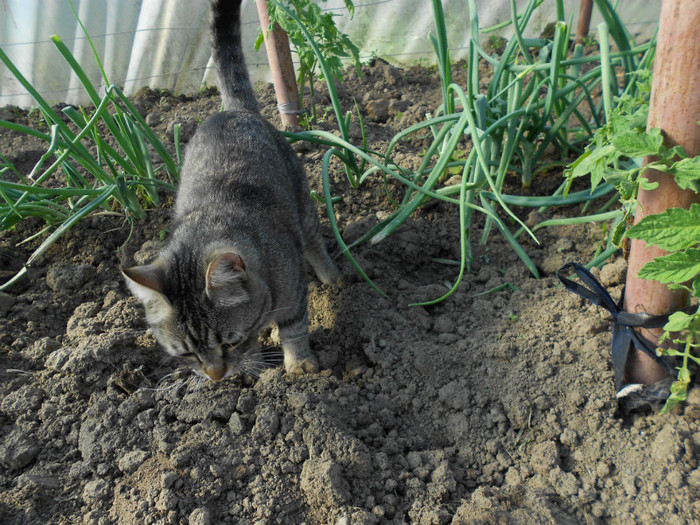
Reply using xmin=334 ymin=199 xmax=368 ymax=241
xmin=210 ymin=0 xmax=258 ymax=112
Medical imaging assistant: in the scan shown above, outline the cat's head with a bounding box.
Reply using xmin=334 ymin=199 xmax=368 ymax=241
xmin=122 ymin=249 xmax=268 ymax=380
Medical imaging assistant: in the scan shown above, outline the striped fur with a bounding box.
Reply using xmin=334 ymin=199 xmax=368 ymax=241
xmin=122 ymin=0 xmax=340 ymax=380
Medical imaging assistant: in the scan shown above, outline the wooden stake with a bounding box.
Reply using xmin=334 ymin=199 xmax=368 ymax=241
xmin=575 ymin=0 xmax=594 ymax=45
xmin=623 ymin=0 xmax=700 ymax=385
xmin=255 ymin=0 xmax=300 ymax=128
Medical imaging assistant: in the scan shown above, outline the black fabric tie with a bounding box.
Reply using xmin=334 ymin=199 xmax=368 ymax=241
xmin=556 ymin=262 xmax=681 ymax=392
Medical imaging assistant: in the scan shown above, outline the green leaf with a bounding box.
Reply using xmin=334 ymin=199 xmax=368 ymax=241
xmin=666 ymin=145 xmax=687 ymax=160
xmin=668 ymin=283 xmax=693 ymax=294
xmin=664 ymin=311 xmax=695 ymax=332
xmin=610 ymin=108 xmax=648 ymax=136
xmin=344 ymin=0 xmax=355 ymax=17
xmin=668 ymin=156 xmax=700 ymax=191
xmin=637 ymin=176 xmax=659 ymax=191
xmin=659 ymin=378 xmax=687 ymax=415
xmin=638 ymin=248 xmax=700 ymax=284
xmin=693 ymin=275 xmax=700 ymax=298
xmin=611 ymin=213 xmax=628 ymax=246
xmin=610 ymin=127 xmax=663 ymax=158
xmin=616 ymin=179 xmax=638 ymax=201
xmin=604 ymin=168 xmax=636 ymax=186
xmin=566 ymin=144 xmax=617 ymax=190
xmin=254 ymin=31 xmax=265 ymax=51
xmin=564 ymin=149 xmax=591 ymax=180
xmin=625 ymin=204 xmax=700 ymax=251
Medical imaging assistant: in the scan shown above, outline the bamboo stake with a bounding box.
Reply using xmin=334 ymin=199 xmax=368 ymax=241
xmin=255 ymin=0 xmax=300 ymax=128
xmin=623 ymin=0 xmax=700 ymax=385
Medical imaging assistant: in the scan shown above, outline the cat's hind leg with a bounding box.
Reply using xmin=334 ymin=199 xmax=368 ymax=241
xmin=302 ymin=204 xmax=341 ymax=285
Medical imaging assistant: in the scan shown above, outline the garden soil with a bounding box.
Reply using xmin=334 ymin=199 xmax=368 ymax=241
xmin=1 ymin=60 xmax=700 ymax=525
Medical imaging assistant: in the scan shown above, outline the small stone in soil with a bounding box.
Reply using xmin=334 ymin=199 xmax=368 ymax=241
xmin=0 ymin=430 xmax=40 ymax=470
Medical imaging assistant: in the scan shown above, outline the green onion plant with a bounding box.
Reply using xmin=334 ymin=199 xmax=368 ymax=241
xmin=0 ymin=12 xmax=179 ymax=290
xmin=279 ymin=0 xmax=654 ymax=303
xmin=0 ymin=0 xmax=656 ymax=304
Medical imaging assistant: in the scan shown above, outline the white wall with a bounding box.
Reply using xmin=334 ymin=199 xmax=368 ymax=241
xmin=0 ymin=0 xmax=661 ymax=107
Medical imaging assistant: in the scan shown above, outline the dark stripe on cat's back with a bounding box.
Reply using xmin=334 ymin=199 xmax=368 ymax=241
xmin=173 ymin=183 xmax=287 ymax=224
xmin=229 ymin=181 xmax=275 ymax=205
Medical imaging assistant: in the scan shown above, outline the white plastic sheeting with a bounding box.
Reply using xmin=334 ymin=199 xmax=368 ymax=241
xmin=0 ymin=0 xmax=661 ymax=107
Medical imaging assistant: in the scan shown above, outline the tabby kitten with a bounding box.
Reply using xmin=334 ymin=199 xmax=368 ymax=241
xmin=122 ymin=0 xmax=340 ymax=381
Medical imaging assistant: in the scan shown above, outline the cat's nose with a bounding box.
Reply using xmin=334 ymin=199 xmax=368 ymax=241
xmin=204 ymin=365 xmax=227 ymax=381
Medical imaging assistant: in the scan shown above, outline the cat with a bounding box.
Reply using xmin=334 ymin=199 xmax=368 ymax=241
xmin=122 ymin=0 xmax=340 ymax=381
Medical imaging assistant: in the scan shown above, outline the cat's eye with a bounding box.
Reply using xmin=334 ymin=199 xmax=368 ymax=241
xmin=222 ymin=333 xmax=244 ymax=349
xmin=222 ymin=338 xmax=244 ymax=355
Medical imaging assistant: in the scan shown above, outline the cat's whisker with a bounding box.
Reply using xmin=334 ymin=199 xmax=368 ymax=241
xmin=241 ymin=366 xmax=261 ymax=379
xmin=262 ymin=303 xmax=306 ymax=316
xmin=153 ymin=378 xmax=182 ymax=393
xmin=261 ymin=352 xmax=284 ymax=365
xmin=155 ymin=372 xmax=176 ymax=386
xmin=183 ymin=374 xmax=206 ymax=393
xmin=238 ymin=347 xmax=282 ymax=375
xmin=240 ymin=355 xmax=270 ymax=366
xmin=242 ymin=360 xmax=271 ymax=370
xmin=148 ymin=370 xmax=187 ymax=392
xmin=158 ymin=367 xmax=202 ymax=391
xmin=240 ymin=360 xmax=268 ymax=378
xmin=173 ymin=379 xmax=189 ymax=392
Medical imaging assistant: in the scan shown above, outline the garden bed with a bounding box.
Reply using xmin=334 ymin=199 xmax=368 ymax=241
xmin=1 ymin=59 xmax=699 ymax=525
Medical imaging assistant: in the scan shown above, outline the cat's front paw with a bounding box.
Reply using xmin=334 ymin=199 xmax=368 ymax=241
xmin=317 ymin=264 xmax=342 ymax=287
xmin=285 ymin=356 xmax=319 ymax=375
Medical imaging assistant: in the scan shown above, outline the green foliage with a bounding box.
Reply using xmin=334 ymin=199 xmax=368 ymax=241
xmin=623 ymin=204 xmax=700 ymax=413
xmin=625 ymin=204 xmax=700 ymax=253
xmin=257 ymin=0 xmax=360 ymax=122
xmin=657 ymin=309 xmax=700 ymax=414
xmin=563 ymin=65 xmax=677 ymax=252
xmin=564 ymin=41 xmax=700 ymax=412
xmin=557 ymin=0 xmax=700 ymax=413
xmin=268 ymin=0 xmax=362 ymax=191
xmin=565 ymin=45 xmax=700 ymax=412
xmin=0 ymin=11 xmax=179 ymax=290
xmin=636 ymin=249 xmax=700 ymax=285
xmin=487 ymin=35 xmax=507 ymax=54
xmin=567 ymin=107 xmax=699 ymax=204
xmin=0 ymin=0 xmax=656 ymax=309
xmin=565 ymin=72 xmax=652 ymax=193
xmin=581 ymin=35 xmax=598 ymax=47
xmin=278 ymin=0 xmax=655 ymax=301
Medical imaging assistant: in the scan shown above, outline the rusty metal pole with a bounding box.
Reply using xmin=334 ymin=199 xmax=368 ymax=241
xmin=255 ymin=0 xmax=300 ymax=128
xmin=623 ymin=0 xmax=700 ymax=385
xmin=575 ymin=0 xmax=594 ymax=45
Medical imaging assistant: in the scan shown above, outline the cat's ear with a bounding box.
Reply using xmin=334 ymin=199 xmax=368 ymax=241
xmin=122 ymin=262 xmax=166 ymax=296
xmin=205 ymin=252 xmax=248 ymax=306
xmin=122 ymin=262 xmax=173 ymax=322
